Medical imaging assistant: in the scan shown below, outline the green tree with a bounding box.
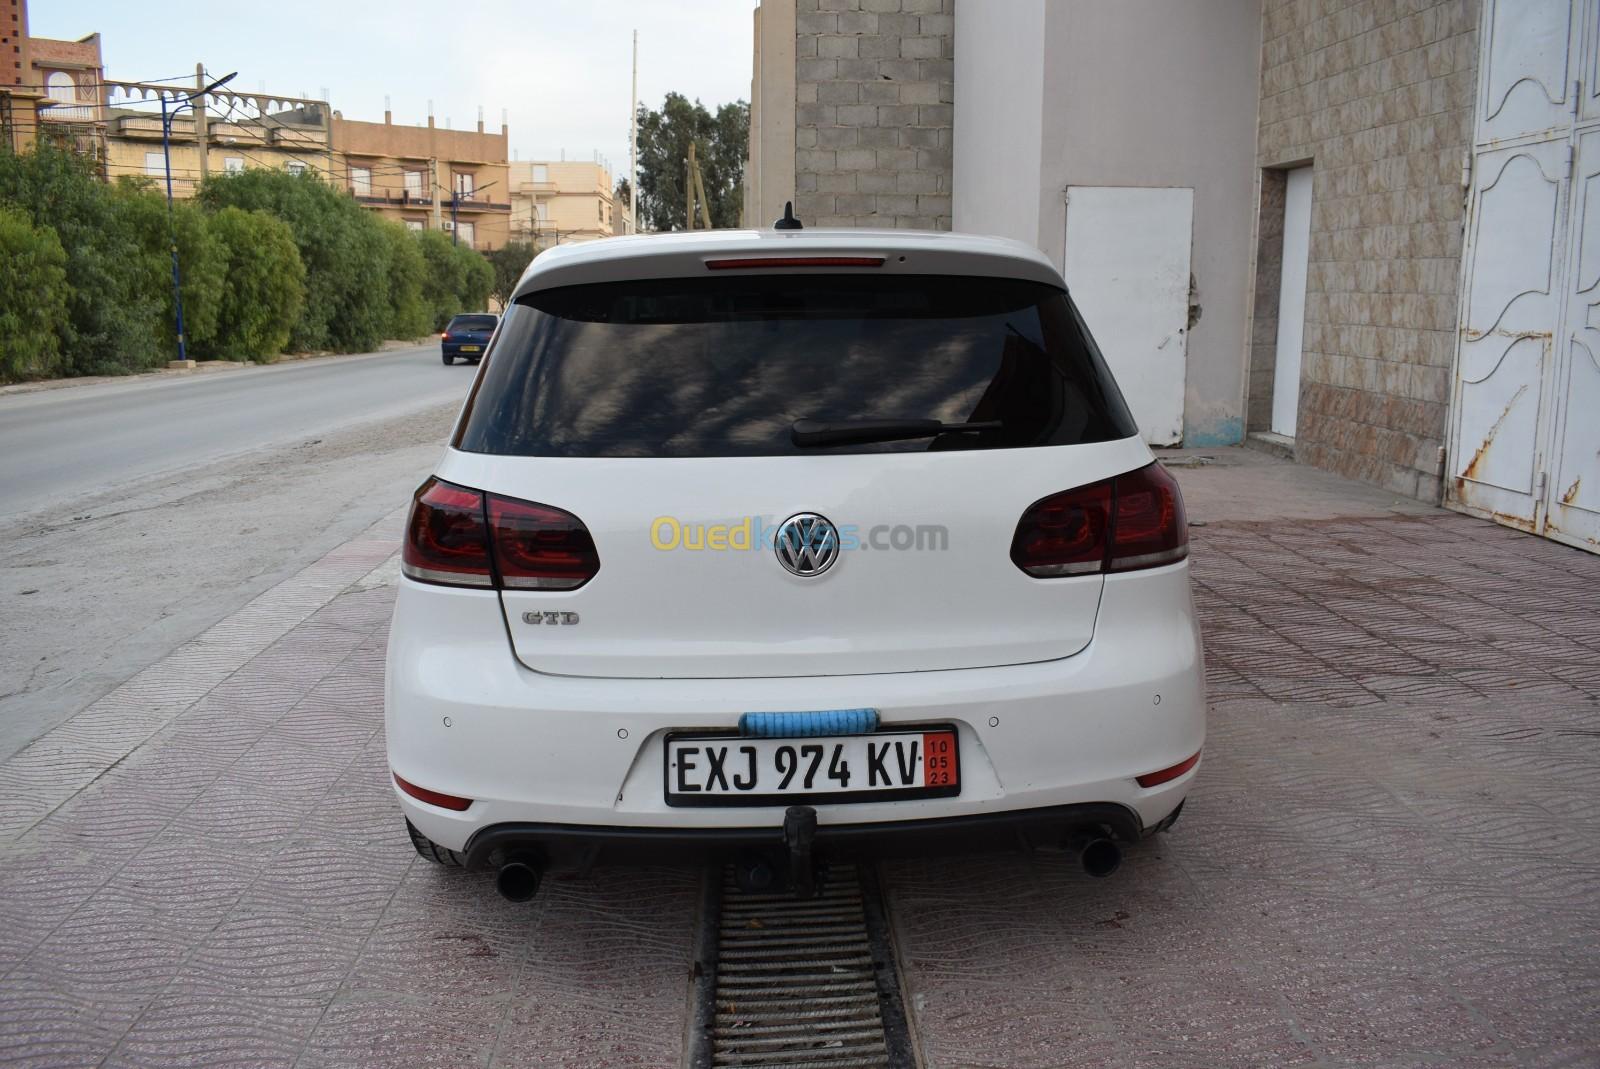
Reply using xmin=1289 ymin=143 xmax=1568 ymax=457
xmin=456 ymin=241 xmax=493 ymax=314
xmin=0 ymin=206 xmax=70 ymax=382
xmin=207 ymin=207 xmax=306 ymax=361
xmin=109 ymin=179 xmax=226 ymax=357
xmin=199 ymin=168 xmax=391 ymax=352
xmin=485 ymin=240 xmax=536 ymax=308
xmin=635 ymin=93 xmax=750 ymax=231
xmin=379 ymin=221 xmax=431 ymax=339
xmin=0 ymin=135 xmax=164 ymax=375
xmin=415 ymin=231 xmax=493 ymax=329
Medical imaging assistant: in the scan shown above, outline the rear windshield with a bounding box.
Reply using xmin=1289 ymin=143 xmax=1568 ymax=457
xmin=453 ymin=275 xmax=1136 ymax=458
xmin=449 ymin=315 xmax=498 ymax=331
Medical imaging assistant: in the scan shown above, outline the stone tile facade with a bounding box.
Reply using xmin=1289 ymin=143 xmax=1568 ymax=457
xmin=792 ymin=0 xmax=954 ymax=229
xmin=1253 ymin=0 xmax=1479 ymax=499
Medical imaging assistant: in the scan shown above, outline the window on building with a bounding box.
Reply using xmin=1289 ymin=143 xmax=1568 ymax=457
xmin=456 ymin=221 xmax=475 ymax=247
xmin=224 ymin=157 xmax=245 ymax=175
xmin=536 ymin=203 xmax=549 ymax=222
xmin=532 ymin=164 xmax=548 ymax=183
xmin=351 ymin=166 xmax=372 ymax=197
xmin=454 ymin=172 xmax=474 ymax=198
xmin=404 ymin=219 xmax=425 ymax=232
xmin=404 ymin=170 xmax=424 ymax=197
xmin=144 ymin=152 xmax=164 ymax=177
xmin=46 ymin=71 xmax=76 ymax=105
xmin=286 ymin=161 xmax=307 ymax=176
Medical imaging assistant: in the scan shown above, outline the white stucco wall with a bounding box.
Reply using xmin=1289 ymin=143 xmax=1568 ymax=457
xmin=1038 ymin=0 xmax=1262 ymax=445
xmin=954 ymin=0 xmax=1261 ymax=446
xmin=951 ymin=0 xmax=1045 ymax=244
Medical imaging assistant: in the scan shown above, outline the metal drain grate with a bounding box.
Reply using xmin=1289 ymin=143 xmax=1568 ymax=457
xmin=689 ymin=866 xmax=915 ymax=1069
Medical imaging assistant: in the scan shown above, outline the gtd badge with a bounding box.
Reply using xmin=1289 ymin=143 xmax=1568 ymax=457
xmin=523 ymin=611 xmax=580 ymax=626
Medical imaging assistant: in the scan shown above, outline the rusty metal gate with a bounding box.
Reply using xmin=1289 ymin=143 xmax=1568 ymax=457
xmin=1448 ymin=0 xmax=1600 ymax=553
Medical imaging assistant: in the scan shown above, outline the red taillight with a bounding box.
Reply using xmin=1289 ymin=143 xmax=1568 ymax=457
xmin=1136 ymin=751 xmax=1200 ymax=788
xmin=1010 ymin=461 xmax=1188 ymax=578
xmin=1010 ymin=479 xmax=1112 ymax=577
xmin=441 ymin=332 xmax=450 ymax=340
xmin=402 ymin=477 xmax=600 ymax=591
xmin=393 ymin=772 xmax=472 ymax=811
xmin=1108 ymin=460 xmax=1188 ymax=572
xmin=403 ymin=478 xmax=493 ymax=587
xmin=704 ymin=256 xmax=886 ymax=270
xmin=488 ymin=495 xmax=601 ymax=590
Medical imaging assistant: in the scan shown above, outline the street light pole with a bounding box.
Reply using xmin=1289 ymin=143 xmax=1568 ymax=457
xmin=159 ymin=71 xmax=236 ymax=365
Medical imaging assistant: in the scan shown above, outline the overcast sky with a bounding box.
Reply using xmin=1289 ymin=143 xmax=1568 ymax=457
xmin=31 ymin=0 xmax=757 ymax=177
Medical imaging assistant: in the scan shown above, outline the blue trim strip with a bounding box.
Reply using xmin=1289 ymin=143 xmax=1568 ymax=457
xmin=739 ymin=709 xmax=880 ymax=738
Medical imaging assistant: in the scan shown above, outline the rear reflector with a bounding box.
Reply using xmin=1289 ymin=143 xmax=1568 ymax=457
xmin=1136 ymin=751 xmax=1201 ymax=788
xmin=705 ymin=256 xmax=885 ymax=270
xmin=1010 ymin=461 xmax=1188 ymax=578
xmin=402 ymin=476 xmax=601 ymax=591
xmin=393 ymin=772 xmax=473 ymax=811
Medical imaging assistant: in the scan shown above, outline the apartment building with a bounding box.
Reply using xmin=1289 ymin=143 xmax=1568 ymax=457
xmin=334 ymin=111 xmax=510 ymax=250
xmin=2 ymin=3 xmax=105 ymax=156
xmin=102 ymin=81 xmax=333 ymax=196
xmin=0 ymin=0 xmax=42 ymax=150
xmin=508 ymin=160 xmax=627 ymax=245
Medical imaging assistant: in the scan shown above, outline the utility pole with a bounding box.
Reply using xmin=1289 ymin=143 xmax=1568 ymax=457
xmin=430 ymin=158 xmax=442 ymax=231
xmin=630 ymin=29 xmax=639 ymax=234
xmin=686 ymin=141 xmax=695 ymax=231
xmin=158 ymin=71 xmax=236 ymax=367
xmin=194 ymin=63 xmax=209 ymax=182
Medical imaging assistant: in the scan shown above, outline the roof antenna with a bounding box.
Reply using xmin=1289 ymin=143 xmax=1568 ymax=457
xmin=774 ymin=201 xmax=803 ymax=230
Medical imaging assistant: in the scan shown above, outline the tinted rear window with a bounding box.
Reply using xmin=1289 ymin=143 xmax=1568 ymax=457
xmin=449 ymin=315 xmax=498 ymax=331
xmin=453 ymin=275 xmax=1136 ymax=458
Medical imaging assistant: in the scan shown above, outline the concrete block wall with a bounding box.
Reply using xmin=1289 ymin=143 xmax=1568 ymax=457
xmin=1253 ymin=0 xmax=1479 ymax=499
xmin=792 ymin=0 xmax=954 ymax=229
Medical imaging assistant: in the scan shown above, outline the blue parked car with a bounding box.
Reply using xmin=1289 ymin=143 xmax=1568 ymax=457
xmin=441 ymin=313 xmax=498 ymax=365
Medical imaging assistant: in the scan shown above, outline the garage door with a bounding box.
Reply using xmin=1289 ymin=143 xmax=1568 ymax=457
xmin=1448 ymin=0 xmax=1600 ymax=553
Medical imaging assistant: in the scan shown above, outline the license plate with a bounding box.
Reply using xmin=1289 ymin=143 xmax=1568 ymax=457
xmin=460 ymin=345 xmax=481 ymax=352
xmin=664 ymin=728 xmax=959 ymax=807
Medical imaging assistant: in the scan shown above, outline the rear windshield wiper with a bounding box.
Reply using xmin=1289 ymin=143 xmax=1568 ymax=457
xmin=791 ymin=417 xmax=1003 ymax=448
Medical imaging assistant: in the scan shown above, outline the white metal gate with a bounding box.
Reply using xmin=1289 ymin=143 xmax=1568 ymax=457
xmin=1448 ymin=0 xmax=1600 ymax=552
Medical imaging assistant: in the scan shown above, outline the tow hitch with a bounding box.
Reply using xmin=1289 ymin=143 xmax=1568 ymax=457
xmin=731 ymin=804 xmax=824 ymax=898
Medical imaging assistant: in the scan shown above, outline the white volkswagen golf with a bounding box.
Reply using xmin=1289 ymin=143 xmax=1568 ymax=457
xmin=386 ymin=219 xmax=1205 ymax=901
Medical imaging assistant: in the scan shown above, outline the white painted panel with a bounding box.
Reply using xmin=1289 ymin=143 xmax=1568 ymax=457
xmin=1063 ymin=186 xmax=1192 ymax=445
xmin=1272 ymin=167 xmax=1314 ymax=437
xmin=1480 ymin=0 xmax=1573 ymax=143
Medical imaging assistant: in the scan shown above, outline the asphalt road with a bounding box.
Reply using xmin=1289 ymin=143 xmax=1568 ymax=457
xmin=0 ymin=346 xmax=470 ymax=518
xmin=0 ymin=346 xmax=476 ymax=762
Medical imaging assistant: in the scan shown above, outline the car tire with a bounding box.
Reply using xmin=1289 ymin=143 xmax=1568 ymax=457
xmin=442 ymin=352 xmax=454 ymax=365
xmin=406 ymin=819 xmax=466 ymax=867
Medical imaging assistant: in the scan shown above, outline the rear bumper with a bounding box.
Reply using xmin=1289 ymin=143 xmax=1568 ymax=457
xmin=386 ymin=561 xmax=1206 ymax=853
xmin=441 ymin=344 xmax=484 ymax=359
xmin=461 ymin=801 xmax=1165 ymax=869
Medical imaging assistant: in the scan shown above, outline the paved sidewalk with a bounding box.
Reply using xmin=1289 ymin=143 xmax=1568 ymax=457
xmin=0 ymin=448 xmax=1596 ymax=1068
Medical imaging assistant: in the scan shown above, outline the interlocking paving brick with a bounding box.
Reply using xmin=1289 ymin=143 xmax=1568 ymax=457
xmin=888 ymin=495 xmax=1600 ymax=1068
xmin=1 ymin=449 xmax=1598 ymax=1066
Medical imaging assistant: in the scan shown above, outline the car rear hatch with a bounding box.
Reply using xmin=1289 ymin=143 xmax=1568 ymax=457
xmin=437 ymin=262 xmax=1151 ymax=680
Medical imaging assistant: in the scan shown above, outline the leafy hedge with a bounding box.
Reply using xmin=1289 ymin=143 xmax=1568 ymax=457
xmin=0 ymin=136 xmax=495 ymax=383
